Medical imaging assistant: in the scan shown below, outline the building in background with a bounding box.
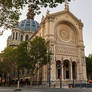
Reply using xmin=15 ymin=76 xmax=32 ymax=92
xmin=7 ymin=8 xmax=40 ymax=47
xmin=88 ymin=54 xmax=92 ymax=58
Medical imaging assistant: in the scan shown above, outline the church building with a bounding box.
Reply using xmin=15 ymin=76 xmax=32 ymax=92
xmin=7 ymin=2 xmax=87 ymax=86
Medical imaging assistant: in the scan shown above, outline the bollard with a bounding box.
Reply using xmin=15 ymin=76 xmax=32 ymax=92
xmin=70 ymin=84 xmax=72 ymax=88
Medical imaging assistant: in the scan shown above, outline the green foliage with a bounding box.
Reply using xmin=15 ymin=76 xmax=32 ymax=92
xmin=29 ymin=36 xmax=51 ymax=75
xmin=0 ymin=0 xmax=71 ymax=29
xmin=0 ymin=41 xmax=30 ymax=74
xmin=15 ymin=41 xmax=30 ymax=70
xmin=0 ymin=47 xmax=16 ymax=73
xmin=0 ymin=37 xmax=51 ymax=77
xmin=86 ymin=56 xmax=92 ymax=75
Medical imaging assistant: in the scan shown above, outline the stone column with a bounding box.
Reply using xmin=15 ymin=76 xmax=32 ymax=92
xmin=77 ymin=62 xmax=80 ymax=80
xmin=50 ymin=61 xmax=56 ymax=81
xmin=14 ymin=32 xmax=16 ymax=40
xmin=61 ymin=65 xmax=64 ymax=80
xmin=12 ymin=32 xmax=14 ymax=40
xmin=70 ymin=63 xmax=73 ymax=80
xmin=42 ymin=65 xmax=47 ymax=81
xmin=83 ymin=63 xmax=87 ymax=81
xmin=18 ymin=33 xmax=20 ymax=41
xmin=50 ymin=44 xmax=56 ymax=82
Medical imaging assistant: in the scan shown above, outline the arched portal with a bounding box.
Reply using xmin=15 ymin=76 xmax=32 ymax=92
xmin=72 ymin=62 xmax=77 ymax=79
xmin=63 ymin=60 xmax=70 ymax=79
xmin=56 ymin=60 xmax=61 ymax=79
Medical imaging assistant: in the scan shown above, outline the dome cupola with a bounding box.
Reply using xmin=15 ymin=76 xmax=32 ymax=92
xmin=17 ymin=6 xmax=40 ymax=32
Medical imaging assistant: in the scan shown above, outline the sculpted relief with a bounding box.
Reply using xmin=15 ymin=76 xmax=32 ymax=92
xmin=55 ymin=45 xmax=78 ymax=56
xmin=56 ymin=23 xmax=75 ymax=43
xmin=54 ymin=23 xmax=78 ymax=56
xmin=60 ymin=30 xmax=71 ymax=42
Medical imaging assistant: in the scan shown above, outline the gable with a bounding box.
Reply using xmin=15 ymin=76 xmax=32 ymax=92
xmin=46 ymin=10 xmax=83 ymax=26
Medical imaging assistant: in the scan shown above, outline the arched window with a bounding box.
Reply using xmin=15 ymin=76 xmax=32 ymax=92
xmin=72 ymin=62 xmax=77 ymax=79
xmin=56 ymin=61 xmax=61 ymax=79
xmin=25 ymin=35 xmax=29 ymax=41
xmin=15 ymin=32 xmax=18 ymax=40
xmin=63 ymin=60 xmax=70 ymax=79
xmin=20 ymin=35 xmax=23 ymax=41
xmin=13 ymin=32 xmax=15 ymax=40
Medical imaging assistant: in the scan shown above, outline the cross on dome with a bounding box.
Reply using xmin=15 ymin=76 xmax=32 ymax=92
xmin=26 ymin=5 xmax=35 ymax=19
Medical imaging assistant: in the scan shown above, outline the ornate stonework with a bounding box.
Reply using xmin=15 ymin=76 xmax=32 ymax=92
xmin=60 ymin=30 xmax=70 ymax=41
xmin=32 ymin=6 xmax=87 ymax=86
xmin=55 ymin=45 xmax=78 ymax=57
xmin=7 ymin=4 xmax=87 ymax=87
xmin=55 ymin=23 xmax=76 ymax=44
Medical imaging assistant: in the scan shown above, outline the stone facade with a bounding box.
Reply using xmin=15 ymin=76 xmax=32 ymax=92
xmin=7 ymin=28 xmax=34 ymax=47
xmin=7 ymin=4 xmax=87 ymax=86
xmin=31 ymin=7 xmax=87 ymax=85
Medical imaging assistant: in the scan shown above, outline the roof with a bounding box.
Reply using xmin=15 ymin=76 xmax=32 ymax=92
xmin=17 ymin=19 xmax=40 ymax=32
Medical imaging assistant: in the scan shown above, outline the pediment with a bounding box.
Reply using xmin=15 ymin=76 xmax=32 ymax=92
xmin=46 ymin=10 xmax=83 ymax=26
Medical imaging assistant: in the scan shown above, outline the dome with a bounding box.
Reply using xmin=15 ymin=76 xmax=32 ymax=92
xmin=17 ymin=19 xmax=40 ymax=32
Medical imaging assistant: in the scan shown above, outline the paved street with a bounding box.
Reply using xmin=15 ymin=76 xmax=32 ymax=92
xmin=0 ymin=87 xmax=92 ymax=92
xmin=41 ymin=88 xmax=92 ymax=92
xmin=0 ymin=88 xmax=13 ymax=92
xmin=0 ymin=88 xmax=92 ymax=92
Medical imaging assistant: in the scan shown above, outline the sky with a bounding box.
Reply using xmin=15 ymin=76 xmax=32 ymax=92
xmin=0 ymin=0 xmax=92 ymax=56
